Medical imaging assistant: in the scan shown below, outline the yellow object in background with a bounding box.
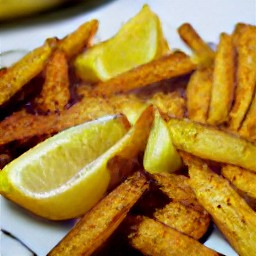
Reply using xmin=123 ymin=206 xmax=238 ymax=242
xmin=0 ymin=0 xmax=63 ymax=20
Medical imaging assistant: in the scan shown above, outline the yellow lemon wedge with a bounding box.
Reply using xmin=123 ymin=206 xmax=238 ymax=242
xmin=0 ymin=115 xmax=129 ymax=220
xmin=0 ymin=106 xmax=154 ymax=220
xmin=143 ymin=110 xmax=182 ymax=174
xmin=74 ymin=4 xmax=170 ymax=83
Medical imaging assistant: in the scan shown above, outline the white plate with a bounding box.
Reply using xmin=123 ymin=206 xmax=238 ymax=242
xmin=1 ymin=0 xmax=255 ymax=255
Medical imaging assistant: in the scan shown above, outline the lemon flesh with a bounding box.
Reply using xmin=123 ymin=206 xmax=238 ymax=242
xmin=0 ymin=115 xmax=130 ymax=220
xmin=74 ymin=4 xmax=170 ymax=83
xmin=143 ymin=110 xmax=182 ymax=173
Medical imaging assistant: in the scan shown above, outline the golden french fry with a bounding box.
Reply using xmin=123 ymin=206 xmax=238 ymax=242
xmin=93 ymin=51 xmax=196 ymax=96
xmin=228 ymin=25 xmax=256 ymax=131
xmin=178 ymin=23 xmax=215 ymax=66
xmin=239 ymin=94 xmax=256 ymax=141
xmin=152 ymin=173 xmax=210 ymax=240
xmin=0 ymin=39 xmax=56 ymax=107
xmin=208 ymin=33 xmax=235 ymax=125
xmin=48 ymin=172 xmax=149 ymax=256
xmin=186 ymin=67 xmax=213 ymax=123
xmin=168 ymin=118 xmax=256 ymax=172
xmin=222 ymin=165 xmax=256 ymax=200
xmin=34 ymin=49 xmax=70 ymax=113
xmin=186 ymin=156 xmax=256 ymax=256
xmin=128 ymin=216 xmax=219 ymax=256
xmin=0 ymin=87 xmax=184 ymax=148
xmin=58 ymin=19 xmax=98 ymax=59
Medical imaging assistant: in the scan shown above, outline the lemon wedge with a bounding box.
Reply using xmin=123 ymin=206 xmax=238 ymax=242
xmin=143 ymin=110 xmax=182 ymax=173
xmin=74 ymin=4 xmax=170 ymax=83
xmin=0 ymin=107 xmax=153 ymax=220
xmin=0 ymin=115 xmax=129 ymax=220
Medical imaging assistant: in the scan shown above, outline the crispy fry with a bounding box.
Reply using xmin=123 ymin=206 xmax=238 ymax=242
xmin=239 ymin=93 xmax=256 ymax=141
xmin=0 ymin=39 xmax=56 ymax=107
xmin=128 ymin=216 xmax=219 ymax=256
xmin=48 ymin=172 xmax=148 ymax=256
xmin=228 ymin=25 xmax=256 ymax=131
xmin=222 ymin=165 xmax=256 ymax=200
xmin=152 ymin=173 xmax=210 ymax=240
xmin=186 ymin=67 xmax=213 ymax=123
xmin=58 ymin=19 xmax=98 ymax=59
xmin=0 ymin=88 xmax=185 ymax=149
xmin=93 ymin=51 xmax=196 ymax=96
xmin=168 ymin=118 xmax=256 ymax=172
xmin=34 ymin=49 xmax=70 ymax=113
xmin=186 ymin=156 xmax=256 ymax=256
xmin=208 ymin=33 xmax=235 ymax=125
xmin=178 ymin=23 xmax=215 ymax=66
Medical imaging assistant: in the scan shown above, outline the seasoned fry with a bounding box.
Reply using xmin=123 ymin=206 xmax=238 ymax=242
xmin=228 ymin=25 xmax=256 ymax=131
xmin=48 ymin=172 xmax=148 ymax=256
xmin=222 ymin=165 xmax=256 ymax=200
xmin=0 ymin=39 xmax=56 ymax=107
xmin=208 ymin=33 xmax=235 ymax=125
xmin=186 ymin=67 xmax=213 ymax=123
xmin=152 ymin=173 xmax=210 ymax=240
xmin=168 ymin=118 xmax=256 ymax=172
xmin=34 ymin=49 xmax=70 ymax=113
xmin=186 ymin=156 xmax=256 ymax=256
xmin=0 ymin=89 xmax=185 ymax=149
xmin=128 ymin=216 xmax=219 ymax=256
xmin=239 ymin=94 xmax=256 ymax=141
xmin=178 ymin=23 xmax=215 ymax=66
xmin=93 ymin=51 xmax=196 ymax=96
xmin=58 ymin=19 xmax=99 ymax=59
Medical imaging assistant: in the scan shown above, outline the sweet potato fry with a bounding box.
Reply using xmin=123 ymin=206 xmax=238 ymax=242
xmin=168 ymin=118 xmax=256 ymax=172
xmin=48 ymin=172 xmax=148 ymax=256
xmin=186 ymin=156 xmax=256 ymax=256
xmin=178 ymin=23 xmax=215 ymax=66
xmin=58 ymin=19 xmax=98 ymax=59
xmin=0 ymin=39 xmax=56 ymax=107
xmin=128 ymin=216 xmax=219 ymax=256
xmin=152 ymin=173 xmax=210 ymax=240
xmin=0 ymin=88 xmax=184 ymax=149
xmin=228 ymin=25 xmax=256 ymax=131
xmin=34 ymin=49 xmax=70 ymax=113
xmin=93 ymin=51 xmax=196 ymax=96
xmin=186 ymin=67 xmax=213 ymax=123
xmin=222 ymin=165 xmax=256 ymax=200
xmin=208 ymin=33 xmax=235 ymax=125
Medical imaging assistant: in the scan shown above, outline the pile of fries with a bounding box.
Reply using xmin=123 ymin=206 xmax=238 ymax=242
xmin=0 ymin=10 xmax=256 ymax=256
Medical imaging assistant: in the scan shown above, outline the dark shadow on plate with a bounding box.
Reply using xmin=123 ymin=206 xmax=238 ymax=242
xmin=0 ymin=0 xmax=117 ymax=31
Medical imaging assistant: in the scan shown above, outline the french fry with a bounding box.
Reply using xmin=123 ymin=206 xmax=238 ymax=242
xmin=93 ymin=51 xmax=196 ymax=96
xmin=168 ymin=118 xmax=256 ymax=172
xmin=186 ymin=67 xmax=213 ymax=123
xmin=178 ymin=23 xmax=215 ymax=66
xmin=228 ymin=25 xmax=256 ymax=131
xmin=0 ymin=39 xmax=56 ymax=107
xmin=128 ymin=216 xmax=219 ymax=256
xmin=34 ymin=49 xmax=70 ymax=113
xmin=208 ymin=33 xmax=235 ymax=125
xmin=0 ymin=89 xmax=184 ymax=149
xmin=186 ymin=155 xmax=256 ymax=256
xmin=154 ymin=200 xmax=210 ymax=240
xmin=222 ymin=165 xmax=256 ymax=200
xmin=152 ymin=173 xmax=210 ymax=240
xmin=58 ymin=19 xmax=99 ymax=59
xmin=239 ymin=94 xmax=256 ymax=141
xmin=48 ymin=172 xmax=149 ymax=256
